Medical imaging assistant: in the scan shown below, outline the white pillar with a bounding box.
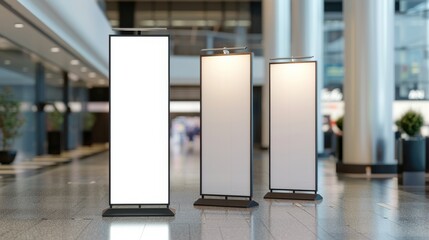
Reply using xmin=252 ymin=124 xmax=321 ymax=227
xmin=425 ymin=2 xmax=429 ymax=100
xmin=343 ymin=0 xmax=395 ymax=165
xmin=262 ymin=0 xmax=290 ymax=148
xmin=290 ymin=0 xmax=324 ymax=154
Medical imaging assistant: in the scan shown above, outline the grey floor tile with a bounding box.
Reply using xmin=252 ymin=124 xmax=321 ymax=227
xmin=0 ymin=145 xmax=427 ymax=239
xmin=0 ymin=219 xmax=41 ymax=239
xmin=13 ymin=219 xmax=91 ymax=240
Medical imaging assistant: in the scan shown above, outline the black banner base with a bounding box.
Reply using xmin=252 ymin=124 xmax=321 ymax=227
xmin=336 ymin=163 xmax=397 ymax=174
xmin=102 ymin=208 xmax=175 ymax=217
xmin=264 ymin=192 xmax=323 ymax=201
xmin=194 ymin=198 xmax=259 ymax=208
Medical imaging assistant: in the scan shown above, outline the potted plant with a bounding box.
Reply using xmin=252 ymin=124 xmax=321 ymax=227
xmin=396 ymin=110 xmax=425 ymax=185
xmin=47 ymin=105 xmax=63 ymax=155
xmin=0 ymin=88 xmax=25 ymax=164
xmin=335 ymin=116 xmax=343 ymax=163
xmin=82 ymin=112 xmax=96 ymax=146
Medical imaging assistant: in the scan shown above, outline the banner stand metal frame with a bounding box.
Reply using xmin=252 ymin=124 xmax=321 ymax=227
xmin=103 ymin=30 xmax=174 ymax=217
xmin=264 ymin=57 xmax=322 ymax=202
xmin=194 ymin=48 xmax=258 ymax=208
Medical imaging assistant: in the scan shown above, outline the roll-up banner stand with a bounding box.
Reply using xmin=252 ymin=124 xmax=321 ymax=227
xmin=194 ymin=47 xmax=258 ymax=208
xmin=264 ymin=58 xmax=322 ymax=201
xmin=103 ymin=32 xmax=174 ymax=217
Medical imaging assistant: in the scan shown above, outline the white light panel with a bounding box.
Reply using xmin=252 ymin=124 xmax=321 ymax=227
xmin=201 ymin=54 xmax=252 ymax=196
xmin=270 ymin=61 xmax=317 ymax=191
xmin=110 ymin=36 xmax=169 ymax=204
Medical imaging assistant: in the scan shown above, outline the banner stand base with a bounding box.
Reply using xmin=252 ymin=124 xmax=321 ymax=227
xmin=264 ymin=192 xmax=323 ymax=201
xmin=102 ymin=208 xmax=175 ymax=217
xmin=194 ymin=198 xmax=259 ymax=208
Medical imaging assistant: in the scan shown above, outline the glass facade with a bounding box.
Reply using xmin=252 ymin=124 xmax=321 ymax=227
xmin=324 ymin=0 xmax=429 ymax=100
xmin=105 ymin=0 xmax=429 ymax=101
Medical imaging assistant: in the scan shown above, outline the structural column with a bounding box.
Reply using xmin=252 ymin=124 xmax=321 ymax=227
xmin=261 ymin=0 xmax=290 ymax=148
xmin=62 ymin=71 xmax=72 ymax=150
xmin=343 ymin=0 xmax=394 ymax=166
xmin=35 ymin=63 xmax=46 ymax=155
xmin=290 ymin=0 xmax=324 ymax=154
xmin=118 ymin=1 xmax=135 ymax=33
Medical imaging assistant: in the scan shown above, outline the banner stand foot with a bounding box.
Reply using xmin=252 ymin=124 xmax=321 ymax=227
xmin=194 ymin=198 xmax=258 ymax=208
xmin=102 ymin=208 xmax=175 ymax=217
xmin=264 ymin=192 xmax=322 ymax=201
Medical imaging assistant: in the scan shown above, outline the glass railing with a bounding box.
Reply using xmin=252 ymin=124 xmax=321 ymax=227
xmin=169 ymin=30 xmax=262 ymax=56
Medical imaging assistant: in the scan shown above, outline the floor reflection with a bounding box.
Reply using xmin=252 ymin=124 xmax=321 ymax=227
xmin=109 ymin=222 xmax=169 ymax=240
xmin=1 ymin=128 xmax=429 ymax=239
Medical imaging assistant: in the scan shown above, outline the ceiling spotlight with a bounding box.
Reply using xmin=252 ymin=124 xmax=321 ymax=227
xmin=81 ymin=67 xmax=87 ymax=72
xmin=4 ymin=60 xmax=11 ymax=65
xmin=89 ymin=72 xmax=96 ymax=78
xmin=50 ymin=47 xmax=60 ymax=53
xmin=14 ymin=23 xmax=24 ymax=29
xmin=70 ymin=59 xmax=80 ymax=65
xmin=68 ymin=73 xmax=79 ymax=81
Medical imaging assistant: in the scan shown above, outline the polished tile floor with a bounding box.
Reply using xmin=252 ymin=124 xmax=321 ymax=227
xmin=0 ymin=142 xmax=429 ymax=240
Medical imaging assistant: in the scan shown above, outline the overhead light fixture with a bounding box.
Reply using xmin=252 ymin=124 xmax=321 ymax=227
xmin=4 ymin=60 xmax=11 ymax=65
xmin=68 ymin=73 xmax=79 ymax=81
xmin=14 ymin=23 xmax=24 ymax=29
xmin=50 ymin=47 xmax=60 ymax=53
xmin=89 ymin=72 xmax=96 ymax=78
xmin=81 ymin=67 xmax=87 ymax=72
xmin=70 ymin=59 xmax=80 ymax=65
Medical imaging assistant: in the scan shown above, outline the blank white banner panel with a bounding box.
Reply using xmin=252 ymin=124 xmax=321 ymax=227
xmin=110 ymin=36 xmax=169 ymax=204
xmin=270 ymin=61 xmax=317 ymax=191
xmin=201 ymin=53 xmax=252 ymax=197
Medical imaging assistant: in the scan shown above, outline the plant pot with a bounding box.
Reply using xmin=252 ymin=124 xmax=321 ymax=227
xmin=335 ymin=134 xmax=343 ymax=163
xmin=47 ymin=131 xmax=62 ymax=155
xmin=394 ymin=131 xmax=401 ymax=162
xmin=0 ymin=150 xmax=17 ymax=164
xmin=82 ymin=130 xmax=93 ymax=146
xmin=399 ymin=137 xmax=426 ymax=186
xmin=324 ymin=130 xmax=334 ymax=153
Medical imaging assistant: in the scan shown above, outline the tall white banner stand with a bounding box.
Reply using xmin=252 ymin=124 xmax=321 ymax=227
xmin=194 ymin=47 xmax=258 ymax=208
xmin=264 ymin=57 xmax=322 ymax=201
xmin=103 ymin=30 xmax=174 ymax=217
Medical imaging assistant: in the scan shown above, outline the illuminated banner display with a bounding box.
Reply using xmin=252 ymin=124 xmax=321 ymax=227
xmin=195 ymin=52 xmax=257 ymax=208
xmin=265 ymin=60 xmax=322 ymax=201
xmin=104 ymin=35 xmax=173 ymax=216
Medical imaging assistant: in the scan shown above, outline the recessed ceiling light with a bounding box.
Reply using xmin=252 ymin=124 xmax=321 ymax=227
xmin=68 ymin=73 xmax=79 ymax=81
xmin=14 ymin=23 xmax=24 ymax=29
xmin=89 ymin=72 xmax=96 ymax=78
xmin=4 ymin=60 xmax=11 ymax=65
xmin=50 ymin=47 xmax=60 ymax=53
xmin=81 ymin=67 xmax=87 ymax=72
xmin=70 ymin=59 xmax=80 ymax=65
